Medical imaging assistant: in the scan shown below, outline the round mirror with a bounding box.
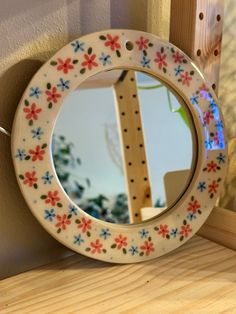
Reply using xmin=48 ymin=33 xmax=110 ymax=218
xmin=53 ymin=70 xmax=196 ymax=224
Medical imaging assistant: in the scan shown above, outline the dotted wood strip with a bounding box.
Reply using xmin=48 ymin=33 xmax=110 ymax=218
xmin=113 ymin=70 xmax=152 ymax=223
xmin=170 ymin=0 xmax=224 ymax=95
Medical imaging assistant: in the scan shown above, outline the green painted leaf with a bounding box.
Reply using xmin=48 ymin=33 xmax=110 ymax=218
xmin=190 ymin=70 xmax=194 ymax=76
xmin=86 ymin=231 xmax=91 ymax=237
xmin=102 ymin=249 xmax=107 ymax=253
xmin=75 ymin=219 xmax=81 ymax=224
xmin=25 ymin=155 xmax=31 ymax=160
xmin=24 ymin=99 xmax=29 ymax=106
xmin=85 ymin=247 xmax=91 ymax=252
xmin=41 ymin=143 xmax=47 ymax=149
xmin=139 ymin=252 xmax=144 ymax=256
xmin=57 ymin=202 xmax=63 ymax=208
xmin=41 ymin=195 xmax=47 ymax=199
xmin=29 ymin=120 xmax=33 ymax=126
xmin=88 ymin=47 xmax=92 ymax=55
xmin=72 ymin=59 xmax=78 ymax=64
xmin=161 ymin=47 xmax=164 ymax=53
xmin=80 ymin=68 xmax=86 ymax=74
xmin=48 ymin=102 xmax=53 ymax=109
xmin=148 ymin=43 xmax=153 ymax=47
xmin=33 ymin=183 xmax=38 ymax=189
xmin=183 ymin=219 xmax=187 ymax=225
xmin=19 ymin=175 xmax=24 ymax=180
xmin=50 ymin=61 xmax=57 ymax=66
xmin=47 ymin=83 xmax=51 ymax=90
xmin=180 ymin=235 xmax=184 ymax=242
xmin=148 ymin=236 xmax=152 ymax=242
xmin=57 ymin=228 xmax=61 ymax=234
xmin=99 ymin=35 xmax=106 ymax=40
xmin=116 ymin=50 xmax=121 ymax=58
xmin=67 ymin=214 xmax=72 ymax=219
xmin=111 ymin=243 xmax=117 ymax=249
xmin=143 ymin=50 xmax=147 ymax=56
xmin=122 ymin=248 xmax=127 ymax=254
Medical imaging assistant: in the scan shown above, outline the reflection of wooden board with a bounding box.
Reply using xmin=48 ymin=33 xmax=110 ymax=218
xmin=113 ymin=71 xmax=152 ymax=223
xmin=164 ymin=169 xmax=190 ymax=207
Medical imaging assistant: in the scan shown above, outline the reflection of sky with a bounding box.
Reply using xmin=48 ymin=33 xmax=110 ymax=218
xmin=54 ymin=73 xmax=193 ymax=204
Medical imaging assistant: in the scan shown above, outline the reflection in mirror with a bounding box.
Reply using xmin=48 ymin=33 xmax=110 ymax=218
xmin=53 ymin=70 xmax=196 ymax=224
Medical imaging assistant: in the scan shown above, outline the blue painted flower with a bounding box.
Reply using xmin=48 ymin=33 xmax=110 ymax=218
xmin=129 ymin=246 xmax=139 ymax=256
xmin=140 ymin=55 xmax=151 ymax=68
xmin=44 ymin=209 xmax=55 ymax=222
xmin=216 ymin=152 xmax=225 ymax=164
xmin=31 ymin=127 xmax=44 ymax=140
xmin=205 ymin=139 xmax=213 ymax=150
xmin=197 ymin=181 xmax=206 ymax=192
xmin=29 ymin=87 xmax=42 ymax=99
xmin=57 ymin=78 xmax=70 ymax=92
xmin=187 ymin=212 xmax=197 ymax=221
xmin=170 ymin=228 xmax=178 ymax=238
xmin=71 ymin=40 xmax=85 ymax=53
xmin=174 ymin=65 xmax=184 ymax=76
xmin=42 ymin=171 xmax=53 ymax=184
xmin=15 ymin=149 xmax=26 ymax=160
xmin=99 ymin=53 xmax=111 ymax=66
xmin=190 ymin=94 xmax=199 ymax=105
xmin=74 ymin=234 xmax=85 ymax=245
xmin=215 ymin=120 xmax=223 ymax=129
xmin=69 ymin=204 xmax=78 ymax=215
xmin=100 ymin=228 xmax=111 ymax=240
xmin=139 ymin=229 xmax=149 ymax=239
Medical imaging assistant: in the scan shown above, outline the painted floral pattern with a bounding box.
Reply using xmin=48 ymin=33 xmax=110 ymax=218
xmin=13 ymin=30 xmax=227 ymax=263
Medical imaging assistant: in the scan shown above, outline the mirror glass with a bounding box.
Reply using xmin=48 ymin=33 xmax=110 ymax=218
xmin=52 ymin=70 xmax=196 ymax=224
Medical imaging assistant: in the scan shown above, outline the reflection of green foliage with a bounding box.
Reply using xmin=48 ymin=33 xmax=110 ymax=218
xmin=52 ymin=135 xmax=165 ymax=224
xmin=52 ymin=135 xmax=129 ymax=223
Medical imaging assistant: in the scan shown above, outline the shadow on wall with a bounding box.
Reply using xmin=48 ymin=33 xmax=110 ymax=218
xmin=0 ymin=60 xmax=71 ymax=280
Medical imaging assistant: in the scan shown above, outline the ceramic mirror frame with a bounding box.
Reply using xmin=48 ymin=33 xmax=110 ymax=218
xmin=11 ymin=29 xmax=227 ymax=263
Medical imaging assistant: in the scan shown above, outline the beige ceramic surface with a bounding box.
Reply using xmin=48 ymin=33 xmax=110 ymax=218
xmin=11 ymin=29 xmax=227 ymax=263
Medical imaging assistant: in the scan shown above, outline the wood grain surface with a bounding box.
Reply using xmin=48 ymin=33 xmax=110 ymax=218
xmin=1 ymin=235 xmax=236 ymax=313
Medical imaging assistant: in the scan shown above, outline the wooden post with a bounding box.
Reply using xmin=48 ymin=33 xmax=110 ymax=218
xmin=113 ymin=71 xmax=152 ymax=223
xmin=169 ymin=0 xmax=225 ymax=95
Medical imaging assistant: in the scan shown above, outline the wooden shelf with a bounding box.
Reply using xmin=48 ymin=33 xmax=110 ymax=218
xmin=1 ymin=236 xmax=236 ymax=313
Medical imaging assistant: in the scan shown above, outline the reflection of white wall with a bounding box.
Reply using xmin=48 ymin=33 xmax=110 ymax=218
xmin=54 ymin=74 xmax=193 ymax=204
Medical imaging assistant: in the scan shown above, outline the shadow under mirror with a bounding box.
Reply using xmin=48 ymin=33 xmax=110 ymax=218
xmin=52 ymin=70 xmax=196 ymax=224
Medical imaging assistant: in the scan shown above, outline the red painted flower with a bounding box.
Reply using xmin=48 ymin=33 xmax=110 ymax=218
xmin=90 ymin=239 xmax=103 ymax=254
xmin=187 ymin=200 xmax=200 ymax=214
xmin=115 ymin=234 xmax=127 ymax=249
xmin=105 ymin=34 xmax=121 ymax=51
xmin=199 ymin=83 xmax=209 ymax=93
xmin=135 ymin=36 xmax=149 ymax=50
xmin=140 ymin=240 xmax=154 ymax=256
xmin=154 ymin=51 xmax=167 ymax=69
xmin=208 ymin=180 xmax=219 ymax=194
xmin=158 ymin=224 xmax=169 ymax=238
xmin=180 ymin=224 xmax=192 ymax=237
xmin=23 ymin=103 xmax=42 ymax=120
xmin=172 ymin=51 xmax=184 ymax=63
xmin=213 ymin=131 xmax=220 ymax=145
xmin=45 ymin=190 xmax=60 ymax=206
xmin=180 ymin=71 xmax=192 ymax=86
xmin=56 ymin=214 xmax=71 ymax=230
xmin=203 ymin=110 xmax=214 ymax=125
xmin=81 ymin=54 xmax=98 ymax=70
xmin=45 ymin=87 xmax=61 ymax=103
xmin=29 ymin=145 xmax=45 ymax=161
xmin=78 ymin=217 xmax=92 ymax=233
xmin=207 ymin=160 xmax=218 ymax=172
xmin=23 ymin=171 xmax=38 ymax=187
xmin=57 ymin=58 xmax=74 ymax=74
